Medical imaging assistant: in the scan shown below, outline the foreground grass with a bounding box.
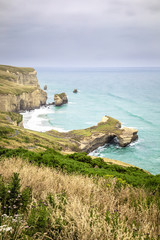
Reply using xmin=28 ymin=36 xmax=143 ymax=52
xmin=0 ymin=148 xmax=160 ymax=191
xmin=0 ymin=157 xmax=160 ymax=240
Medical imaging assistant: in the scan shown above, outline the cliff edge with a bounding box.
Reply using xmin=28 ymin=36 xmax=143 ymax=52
xmin=0 ymin=65 xmax=47 ymax=112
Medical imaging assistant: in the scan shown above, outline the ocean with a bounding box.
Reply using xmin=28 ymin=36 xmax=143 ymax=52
xmin=22 ymin=67 xmax=160 ymax=175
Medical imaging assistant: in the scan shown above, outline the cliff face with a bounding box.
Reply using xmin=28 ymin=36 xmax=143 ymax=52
xmin=9 ymin=70 xmax=40 ymax=87
xmin=0 ymin=65 xmax=47 ymax=112
xmin=0 ymin=89 xmax=47 ymax=112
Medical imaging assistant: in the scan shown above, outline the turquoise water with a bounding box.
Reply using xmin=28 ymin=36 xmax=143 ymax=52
xmin=22 ymin=67 xmax=160 ymax=174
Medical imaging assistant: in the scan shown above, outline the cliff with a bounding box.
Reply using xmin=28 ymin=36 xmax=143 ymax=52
xmin=0 ymin=65 xmax=47 ymax=112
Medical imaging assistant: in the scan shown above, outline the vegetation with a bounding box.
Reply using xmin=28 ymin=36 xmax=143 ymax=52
xmin=0 ymin=148 xmax=160 ymax=192
xmin=0 ymin=112 xmax=78 ymax=151
xmin=70 ymin=116 xmax=121 ymax=140
xmin=5 ymin=112 xmax=23 ymax=124
xmin=0 ymin=126 xmax=15 ymax=137
xmin=0 ymin=107 xmax=160 ymax=239
xmin=54 ymin=92 xmax=67 ymax=98
xmin=0 ymin=157 xmax=159 ymax=239
xmin=0 ymin=76 xmax=36 ymax=95
xmin=0 ymin=65 xmax=34 ymax=74
xmin=0 ymin=65 xmax=37 ymax=95
xmin=0 ymin=111 xmax=127 ymax=154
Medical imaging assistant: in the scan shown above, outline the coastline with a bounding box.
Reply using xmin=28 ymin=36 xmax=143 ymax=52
xmin=21 ymin=105 xmax=69 ymax=132
xmin=21 ymin=106 xmax=141 ymax=170
xmin=1 ymin=65 xmax=159 ymax=174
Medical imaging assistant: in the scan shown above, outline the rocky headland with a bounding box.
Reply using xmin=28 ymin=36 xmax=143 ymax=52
xmin=47 ymin=115 xmax=138 ymax=153
xmin=0 ymin=65 xmax=47 ymax=112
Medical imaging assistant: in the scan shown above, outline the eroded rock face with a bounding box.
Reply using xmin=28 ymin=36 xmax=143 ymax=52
xmin=0 ymin=89 xmax=47 ymax=112
xmin=54 ymin=93 xmax=68 ymax=106
xmin=11 ymin=70 xmax=40 ymax=87
xmin=117 ymin=127 xmax=138 ymax=147
xmin=79 ymin=132 xmax=116 ymax=153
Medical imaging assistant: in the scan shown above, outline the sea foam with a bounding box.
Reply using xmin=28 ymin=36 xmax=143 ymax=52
xmin=21 ymin=106 xmax=67 ymax=132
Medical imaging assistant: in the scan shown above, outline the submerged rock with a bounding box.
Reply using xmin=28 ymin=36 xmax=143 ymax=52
xmin=54 ymin=93 xmax=68 ymax=106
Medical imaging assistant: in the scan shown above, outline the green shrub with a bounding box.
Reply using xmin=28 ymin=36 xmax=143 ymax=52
xmin=0 ymin=147 xmax=160 ymax=192
xmin=0 ymin=173 xmax=32 ymax=215
xmin=0 ymin=126 xmax=14 ymax=136
xmin=26 ymin=201 xmax=50 ymax=236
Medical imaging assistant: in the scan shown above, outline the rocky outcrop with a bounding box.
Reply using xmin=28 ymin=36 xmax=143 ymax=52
xmin=54 ymin=93 xmax=68 ymax=106
xmin=0 ymin=65 xmax=47 ymax=112
xmin=47 ymin=116 xmax=138 ymax=153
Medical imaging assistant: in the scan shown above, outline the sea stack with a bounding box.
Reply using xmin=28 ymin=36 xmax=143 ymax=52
xmin=54 ymin=92 xmax=68 ymax=106
xmin=44 ymin=85 xmax=47 ymax=90
xmin=73 ymin=89 xmax=78 ymax=93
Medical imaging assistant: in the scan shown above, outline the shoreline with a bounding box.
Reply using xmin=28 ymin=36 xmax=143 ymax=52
xmin=21 ymin=107 xmax=141 ymax=170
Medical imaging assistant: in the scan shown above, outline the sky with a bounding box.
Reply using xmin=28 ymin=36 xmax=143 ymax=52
xmin=0 ymin=0 xmax=160 ymax=67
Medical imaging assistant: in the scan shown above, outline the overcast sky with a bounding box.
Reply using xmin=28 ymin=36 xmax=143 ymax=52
xmin=0 ymin=0 xmax=160 ymax=67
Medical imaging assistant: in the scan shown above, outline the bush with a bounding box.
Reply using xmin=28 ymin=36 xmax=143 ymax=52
xmin=0 ymin=173 xmax=32 ymax=215
xmin=0 ymin=147 xmax=160 ymax=192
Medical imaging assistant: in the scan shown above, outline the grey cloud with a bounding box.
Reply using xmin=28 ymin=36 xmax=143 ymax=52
xmin=0 ymin=0 xmax=160 ymax=67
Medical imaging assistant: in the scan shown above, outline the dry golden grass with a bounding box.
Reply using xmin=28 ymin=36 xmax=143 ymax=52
xmin=0 ymin=157 xmax=159 ymax=240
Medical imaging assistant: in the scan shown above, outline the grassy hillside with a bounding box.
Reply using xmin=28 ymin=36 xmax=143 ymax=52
xmin=0 ymin=156 xmax=159 ymax=240
xmin=0 ymin=147 xmax=160 ymax=190
xmin=0 ymin=65 xmax=37 ymax=95
xmin=0 ymin=65 xmax=35 ymax=74
xmin=0 ymin=112 xmax=77 ymax=152
xmin=0 ymin=113 xmax=121 ymax=154
xmin=0 ymin=111 xmax=160 ymax=239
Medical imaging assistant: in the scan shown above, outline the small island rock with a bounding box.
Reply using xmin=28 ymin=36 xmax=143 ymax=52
xmin=44 ymin=85 xmax=47 ymax=90
xmin=73 ymin=89 xmax=78 ymax=93
xmin=54 ymin=93 xmax=68 ymax=106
